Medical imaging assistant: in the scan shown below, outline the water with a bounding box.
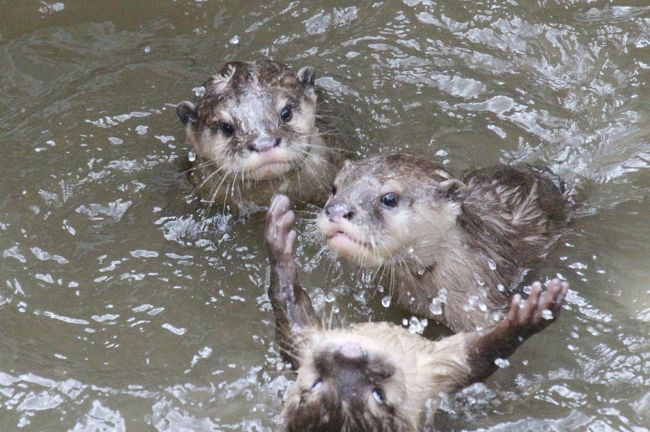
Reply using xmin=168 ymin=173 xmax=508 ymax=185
xmin=1 ymin=0 xmax=649 ymax=430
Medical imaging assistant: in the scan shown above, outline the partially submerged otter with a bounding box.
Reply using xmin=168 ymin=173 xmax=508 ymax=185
xmin=317 ymin=153 xmax=568 ymax=332
xmin=176 ymin=59 xmax=345 ymax=211
xmin=267 ymin=195 xmax=567 ymax=432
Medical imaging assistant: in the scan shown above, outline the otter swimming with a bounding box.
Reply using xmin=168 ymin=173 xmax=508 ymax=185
xmin=267 ymin=194 xmax=568 ymax=432
xmin=176 ymin=59 xmax=345 ymax=212
xmin=317 ymin=153 xmax=568 ymax=332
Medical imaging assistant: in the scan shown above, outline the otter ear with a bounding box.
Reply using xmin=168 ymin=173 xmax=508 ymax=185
xmin=176 ymin=101 xmax=197 ymax=126
xmin=436 ymin=179 xmax=467 ymax=201
xmin=297 ymin=66 xmax=316 ymax=89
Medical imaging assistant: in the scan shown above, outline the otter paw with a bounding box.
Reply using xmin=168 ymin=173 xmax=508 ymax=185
xmin=506 ymin=279 xmax=568 ymax=334
xmin=266 ymin=195 xmax=297 ymax=264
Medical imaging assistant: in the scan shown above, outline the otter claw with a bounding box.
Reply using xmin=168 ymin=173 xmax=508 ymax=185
xmin=506 ymin=279 xmax=568 ymax=333
xmin=266 ymin=195 xmax=297 ymax=263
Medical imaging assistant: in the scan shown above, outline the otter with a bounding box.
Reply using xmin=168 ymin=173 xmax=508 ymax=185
xmin=175 ymin=59 xmax=346 ymax=212
xmin=316 ymin=153 xmax=568 ymax=333
xmin=266 ymin=195 xmax=567 ymax=432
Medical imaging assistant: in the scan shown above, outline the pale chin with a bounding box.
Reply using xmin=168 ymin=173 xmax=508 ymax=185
xmin=248 ymin=161 xmax=293 ymax=180
xmin=327 ymin=233 xmax=382 ymax=267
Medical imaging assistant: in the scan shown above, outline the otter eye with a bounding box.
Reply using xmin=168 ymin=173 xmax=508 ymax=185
xmin=311 ymin=378 xmax=323 ymax=390
xmin=372 ymin=387 xmax=386 ymax=404
xmin=218 ymin=122 xmax=234 ymax=137
xmin=380 ymin=193 xmax=399 ymax=208
xmin=280 ymin=105 xmax=293 ymax=122
xmin=331 ymin=185 xmax=337 ymax=196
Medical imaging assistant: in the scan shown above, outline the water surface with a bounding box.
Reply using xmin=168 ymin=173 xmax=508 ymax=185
xmin=1 ymin=0 xmax=649 ymax=430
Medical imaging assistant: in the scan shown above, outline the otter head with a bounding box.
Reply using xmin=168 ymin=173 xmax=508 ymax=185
xmin=317 ymin=154 xmax=466 ymax=267
xmin=282 ymin=329 xmax=416 ymax=432
xmin=176 ymin=60 xmax=317 ymax=181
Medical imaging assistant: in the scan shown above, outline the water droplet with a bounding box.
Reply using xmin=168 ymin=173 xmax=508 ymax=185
xmin=541 ymin=309 xmax=554 ymax=320
xmin=429 ymin=298 xmax=443 ymax=315
xmin=325 ymin=293 xmax=335 ymax=303
xmin=188 ymin=151 xmax=196 ymax=162
xmin=479 ymin=303 xmax=488 ymax=312
xmin=523 ymin=285 xmax=532 ymax=294
xmin=401 ymin=318 xmax=408 ymax=326
xmin=488 ymin=258 xmax=497 ymax=270
xmin=381 ymin=296 xmax=391 ymax=308
xmin=377 ymin=285 xmax=384 ymax=293
xmin=497 ymin=283 xmax=505 ymax=292
xmin=407 ymin=247 xmax=414 ymax=255
xmin=144 ymin=46 xmax=151 ymax=54
xmin=230 ymin=35 xmax=240 ymax=45
xmin=417 ymin=268 xmax=425 ymax=276
xmin=494 ymin=358 xmax=510 ymax=368
xmin=193 ymin=86 xmax=205 ymax=97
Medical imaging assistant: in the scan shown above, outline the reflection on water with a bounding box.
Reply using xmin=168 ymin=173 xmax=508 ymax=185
xmin=1 ymin=0 xmax=649 ymax=430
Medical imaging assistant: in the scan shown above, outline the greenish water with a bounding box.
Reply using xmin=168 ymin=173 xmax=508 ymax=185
xmin=0 ymin=0 xmax=649 ymax=430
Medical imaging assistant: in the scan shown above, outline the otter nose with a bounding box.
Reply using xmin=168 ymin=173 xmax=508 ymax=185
xmin=325 ymin=203 xmax=355 ymax=221
xmin=248 ymin=135 xmax=280 ymax=153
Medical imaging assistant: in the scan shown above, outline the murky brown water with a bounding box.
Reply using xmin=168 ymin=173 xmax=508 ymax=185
xmin=1 ymin=0 xmax=649 ymax=430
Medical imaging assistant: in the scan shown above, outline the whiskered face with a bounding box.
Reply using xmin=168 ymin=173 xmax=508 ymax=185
xmin=177 ymin=60 xmax=317 ymax=181
xmin=283 ymin=330 xmax=415 ymax=432
xmin=316 ymin=154 xmax=462 ymax=267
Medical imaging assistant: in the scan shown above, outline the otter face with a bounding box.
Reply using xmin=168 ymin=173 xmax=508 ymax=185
xmin=283 ymin=330 xmax=415 ymax=432
xmin=317 ymin=154 xmax=464 ymax=267
xmin=177 ymin=60 xmax=317 ymax=181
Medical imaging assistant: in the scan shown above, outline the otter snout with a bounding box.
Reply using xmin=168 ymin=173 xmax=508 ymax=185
xmin=325 ymin=203 xmax=355 ymax=221
xmin=248 ymin=135 xmax=281 ymax=153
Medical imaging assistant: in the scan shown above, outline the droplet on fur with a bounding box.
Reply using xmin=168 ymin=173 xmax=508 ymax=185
xmin=381 ymin=296 xmax=391 ymax=308
xmin=494 ymin=358 xmax=510 ymax=368
xmin=429 ymin=298 xmax=443 ymax=315
xmin=188 ymin=151 xmax=196 ymax=162
xmin=325 ymin=293 xmax=335 ymax=303
xmin=541 ymin=309 xmax=554 ymax=320
xmin=497 ymin=283 xmax=505 ymax=292
xmin=377 ymin=285 xmax=384 ymax=293
xmin=488 ymin=258 xmax=497 ymax=270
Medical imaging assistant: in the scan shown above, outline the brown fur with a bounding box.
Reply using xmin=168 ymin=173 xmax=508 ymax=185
xmin=317 ymin=153 xmax=568 ymax=332
xmin=176 ymin=60 xmax=347 ymax=213
xmin=266 ymin=195 xmax=567 ymax=431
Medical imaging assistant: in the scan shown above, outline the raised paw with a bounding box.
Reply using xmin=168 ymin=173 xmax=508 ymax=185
xmin=266 ymin=195 xmax=297 ymax=266
xmin=505 ymin=279 xmax=568 ymax=336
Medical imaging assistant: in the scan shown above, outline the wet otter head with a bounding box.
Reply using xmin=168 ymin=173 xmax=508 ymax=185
xmin=176 ymin=60 xmax=317 ymax=181
xmin=283 ymin=328 xmax=417 ymax=432
xmin=317 ymin=154 xmax=465 ymax=267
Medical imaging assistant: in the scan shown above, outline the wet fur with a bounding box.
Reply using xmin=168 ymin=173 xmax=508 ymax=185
xmin=317 ymin=154 xmax=568 ymax=332
xmin=176 ymin=59 xmax=346 ymax=212
xmin=267 ymin=195 xmax=567 ymax=432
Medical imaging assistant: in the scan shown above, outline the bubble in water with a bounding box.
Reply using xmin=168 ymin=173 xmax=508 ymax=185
xmin=230 ymin=35 xmax=240 ymax=45
xmin=381 ymin=296 xmax=391 ymax=308
xmin=325 ymin=293 xmax=336 ymax=303
xmin=541 ymin=309 xmax=554 ymax=320
xmin=487 ymin=258 xmax=497 ymax=270
xmin=188 ymin=151 xmax=196 ymax=162
xmin=494 ymin=358 xmax=510 ymax=368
